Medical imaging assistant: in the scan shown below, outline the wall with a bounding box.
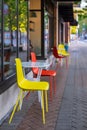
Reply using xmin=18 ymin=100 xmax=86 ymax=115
xmin=65 ymin=22 xmax=70 ymax=44
xmin=0 ymin=83 xmax=19 ymax=124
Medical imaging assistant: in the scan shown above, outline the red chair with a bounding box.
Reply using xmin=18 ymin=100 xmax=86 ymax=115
xmin=53 ymin=46 xmax=68 ymax=68
xmin=31 ymin=52 xmax=56 ymax=100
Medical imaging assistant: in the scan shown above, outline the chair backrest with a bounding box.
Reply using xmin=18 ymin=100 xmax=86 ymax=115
xmin=53 ymin=46 xmax=58 ymax=58
xmin=58 ymin=44 xmax=69 ymax=55
xmin=30 ymin=52 xmax=39 ymax=74
xmin=58 ymin=44 xmax=65 ymax=51
xmin=31 ymin=52 xmax=37 ymax=62
xmin=15 ymin=58 xmax=24 ymax=86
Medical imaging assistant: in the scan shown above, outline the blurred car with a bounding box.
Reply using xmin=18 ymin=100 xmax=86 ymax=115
xmin=84 ymin=34 xmax=87 ymax=39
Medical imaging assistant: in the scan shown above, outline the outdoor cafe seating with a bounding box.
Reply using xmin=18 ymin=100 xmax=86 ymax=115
xmin=53 ymin=46 xmax=68 ymax=68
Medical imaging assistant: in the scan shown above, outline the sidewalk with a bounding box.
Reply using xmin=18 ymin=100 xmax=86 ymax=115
xmin=55 ymin=40 xmax=87 ymax=130
xmin=1 ymin=40 xmax=87 ymax=130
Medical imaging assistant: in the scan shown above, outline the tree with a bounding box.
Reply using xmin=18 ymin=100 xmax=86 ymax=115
xmin=4 ymin=0 xmax=27 ymax=32
xmin=74 ymin=3 xmax=87 ymax=35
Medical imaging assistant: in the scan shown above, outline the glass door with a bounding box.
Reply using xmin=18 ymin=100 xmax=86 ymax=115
xmin=44 ymin=9 xmax=49 ymax=57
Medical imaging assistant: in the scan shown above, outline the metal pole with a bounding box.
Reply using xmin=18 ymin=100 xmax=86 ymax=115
xmin=1 ymin=0 xmax=4 ymax=80
xmin=16 ymin=0 xmax=19 ymax=57
xmin=27 ymin=0 xmax=30 ymax=61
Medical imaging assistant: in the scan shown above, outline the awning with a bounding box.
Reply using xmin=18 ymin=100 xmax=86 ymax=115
xmin=52 ymin=0 xmax=81 ymax=2
xmin=70 ymin=19 xmax=78 ymax=26
xmin=59 ymin=3 xmax=78 ymax=26
xmin=59 ymin=3 xmax=74 ymax=22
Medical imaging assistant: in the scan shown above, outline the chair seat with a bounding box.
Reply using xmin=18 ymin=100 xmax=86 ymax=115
xmin=41 ymin=69 xmax=56 ymax=76
xmin=32 ymin=68 xmax=56 ymax=76
xmin=58 ymin=52 xmax=70 ymax=56
xmin=57 ymin=54 xmax=66 ymax=58
xmin=58 ymin=44 xmax=70 ymax=56
xmin=53 ymin=46 xmax=66 ymax=58
xmin=19 ymin=78 xmax=49 ymax=91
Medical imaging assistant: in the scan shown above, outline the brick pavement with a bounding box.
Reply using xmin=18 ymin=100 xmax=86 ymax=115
xmin=55 ymin=41 xmax=87 ymax=130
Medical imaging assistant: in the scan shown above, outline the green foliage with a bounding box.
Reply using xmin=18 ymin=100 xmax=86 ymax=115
xmin=78 ymin=18 xmax=87 ymax=34
xmin=78 ymin=6 xmax=87 ymax=34
xmin=74 ymin=4 xmax=87 ymax=35
xmin=4 ymin=0 xmax=27 ymax=32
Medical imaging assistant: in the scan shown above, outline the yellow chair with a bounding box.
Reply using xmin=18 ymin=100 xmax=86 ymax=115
xmin=9 ymin=58 xmax=49 ymax=124
xmin=58 ymin=44 xmax=70 ymax=68
xmin=58 ymin=44 xmax=70 ymax=56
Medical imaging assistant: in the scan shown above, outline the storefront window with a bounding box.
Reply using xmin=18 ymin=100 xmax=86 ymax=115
xmin=30 ymin=11 xmax=41 ymax=56
xmin=0 ymin=1 xmax=1 ymax=81
xmin=19 ymin=0 xmax=28 ymax=61
xmin=44 ymin=1 xmax=54 ymax=57
xmin=44 ymin=9 xmax=49 ymax=57
xmin=0 ymin=0 xmax=29 ymax=93
xmin=29 ymin=0 xmax=41 ymax=56
xmin=3 ymin=1 xmax=16 ymax=78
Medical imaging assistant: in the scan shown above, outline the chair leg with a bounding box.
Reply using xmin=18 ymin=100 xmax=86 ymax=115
xmin=17 ymin=90 xmax=23 ymax=111
xmin=66 ymin=57 xmax=68 ymax=68
xmin=53 ymin=76 xmax=56 ymax=94
xmin=19 ymin=90 xmax=24 ymax=110
xmin=45 ymin=90 xmax=48 ymax=112
xmin=66 ymin=57 xmax=67 ymax=68
xmin=41 ymin=91 xmax=45 ymax=124
xmin=55 ymin=60 xmax=59 ymax=70
xmin=25 ymin=91 xmax=30 ymax=99
xmin=38 ymin=91 xmax=41 ymax=102
xmin=59 ymin=58 xmax=61 ymax=63
xmin=9 ymin=89 xmax=22 ymax=124
xmin=49 ymin=76 xmax=53 ymax=100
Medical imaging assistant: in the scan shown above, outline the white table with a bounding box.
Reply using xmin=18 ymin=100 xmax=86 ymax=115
xmin=22 ymin=61 xmax=51 ymax=79
xmin=22 ymin=61 xmax=50 ymax=69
